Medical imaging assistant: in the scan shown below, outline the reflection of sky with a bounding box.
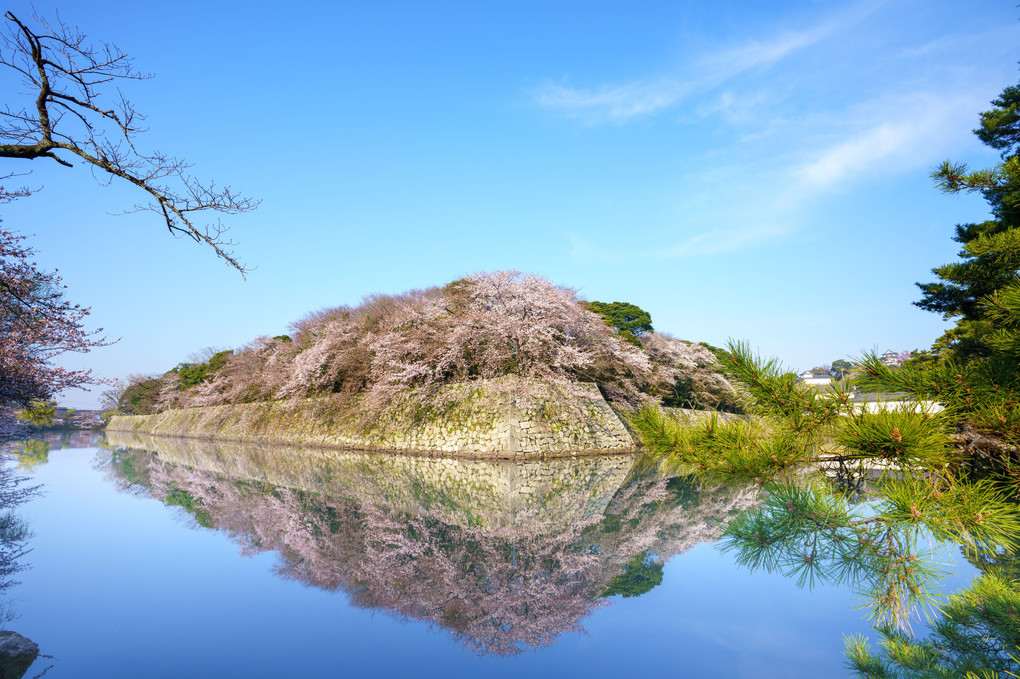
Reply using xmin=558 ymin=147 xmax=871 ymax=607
xmin=12 ymin=447 xmax=980 ymax=678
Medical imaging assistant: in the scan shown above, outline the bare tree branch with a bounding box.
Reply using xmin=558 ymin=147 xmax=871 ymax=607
xmin=0 ymin=11 xmax=259 ymax=274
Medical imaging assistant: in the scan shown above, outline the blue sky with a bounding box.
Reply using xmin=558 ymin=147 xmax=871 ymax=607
xmin=2 ymin=0 xmax=1018 ymax=408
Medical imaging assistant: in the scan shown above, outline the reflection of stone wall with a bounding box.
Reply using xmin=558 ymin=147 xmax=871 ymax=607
xmin=107 ymin=378 xmax=636 ymax=458
xmin=104 ymin=430 xmax=638 ymax=529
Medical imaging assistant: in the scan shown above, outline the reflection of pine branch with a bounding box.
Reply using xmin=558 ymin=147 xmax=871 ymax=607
xmin=845 ymin=571 xmax=1020 ymax=678
xmin=722 ymin=480 xmax=1020 ymax=629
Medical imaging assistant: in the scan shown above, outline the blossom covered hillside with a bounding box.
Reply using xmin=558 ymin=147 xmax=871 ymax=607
xmin=118 ymin=271 xmax=737 ymax=415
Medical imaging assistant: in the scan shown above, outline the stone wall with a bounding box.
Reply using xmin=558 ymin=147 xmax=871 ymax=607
xmin=107 ymin=377 xmax=637 ymax=458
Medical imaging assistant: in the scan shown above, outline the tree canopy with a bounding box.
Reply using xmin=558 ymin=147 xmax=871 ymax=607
xmin=0 ymin=205 xmax=110 ymax=432
xmin=582 ymin=301 xmax=654 ymax=336
xmin=916 ymin=78 xmax=1020 ymax=360
xmin=110 ymin=272 xmax=737 ymax=416
xmin=885 ymin=74 xmax=1020 ymax=447
xmin=830 ymin=359 xmax=853 ymax=381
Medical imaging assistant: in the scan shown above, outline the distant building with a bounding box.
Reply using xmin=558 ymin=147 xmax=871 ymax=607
xmin=798 ymin=371 xmax=833 ymax=387
xmin=879 ymin=350 xmax=911 ymax=367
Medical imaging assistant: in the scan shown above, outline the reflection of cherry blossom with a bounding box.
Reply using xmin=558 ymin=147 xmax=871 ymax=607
xmin=112 ymin=445 xmax=757 ymax=655
xmin=0 ymin=446 xmax=41 ymax=620
xmin=0 ymin=406 xmax=24 ymax=440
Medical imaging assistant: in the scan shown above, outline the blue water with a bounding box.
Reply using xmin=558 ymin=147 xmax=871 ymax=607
xmin=4 ymin=436 xmax=980 ymax=679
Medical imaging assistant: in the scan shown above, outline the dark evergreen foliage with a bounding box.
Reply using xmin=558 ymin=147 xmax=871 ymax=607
xmin=582 ymin=301 xmax=654 ymax=343
xmin=117 ymin=378 xmax=163 ymax=415
xmin=172 ymin=350 xmax=233 ymax=390
xmin=917 ymin=77 xmax=1020 ymax=362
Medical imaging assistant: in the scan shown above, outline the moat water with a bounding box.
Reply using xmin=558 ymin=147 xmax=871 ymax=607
xmin=0 ymin=432 xmax=981 ymax=678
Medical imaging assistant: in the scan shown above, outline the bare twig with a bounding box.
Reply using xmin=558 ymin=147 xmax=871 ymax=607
xmin=0 ymin=11 xmax=258 ymax=274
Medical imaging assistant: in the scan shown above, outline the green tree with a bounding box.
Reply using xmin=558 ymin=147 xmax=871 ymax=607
xmin=831 ymin=359 xmax=853 ymax=381
xmin=583 ymin=301 xmax=653 ymax=335
xmin=15 ymin=439 xmax=48 ymax=472
xmin=864 ymin=78 xmax=1020 ymax=451
xmin=16 ymin=400 xmax=53 ymax=428
xmin=172 ymin=350 xmax=232 ymax=390
xmin=917 ymin=79 xmax=1020 ymax=360
xmin=117 ymin=375 xmax=163 ymax=415
xmin=722 ymin=480 xmax=1019 ymax=627
xmin=583 ymin=301 xmax=653 ymax=346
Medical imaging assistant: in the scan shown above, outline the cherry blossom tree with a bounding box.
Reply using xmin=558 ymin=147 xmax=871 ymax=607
xmin=151 ymin=271 xmax=738 ymax=413
xmin=1 ymin=188 xmax=111 ymax=434
xmin=114 ymin=270 xmax=737 ymax=417
xmin=360 ymin=272 xmax=651 ymax=399
xmin=640 ymin=332 xmax=740 ymax=411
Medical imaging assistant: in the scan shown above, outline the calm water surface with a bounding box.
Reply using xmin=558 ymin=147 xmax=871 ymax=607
xmin=3 ymin=432 xmax=979 ymax=678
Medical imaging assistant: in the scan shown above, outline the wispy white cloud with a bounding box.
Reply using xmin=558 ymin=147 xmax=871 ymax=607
xmin=551 ymin=0 xmax=1009 ymax=264
xmin=697 ymin=23 xmax=833 ymax=81
xmin=895 ymin=25 xmax=1020 ymax=60
xmin=536 ymin=78 xmax=688 ymax=124
xmin=797 ymin=122 xmax=915 ymax=189
xmin=795 ymin=92 xmax=985 ymax=190
xmin=659 ymin=222 xmax=792 ymax=257
xmin=535 ymin=0 xmax=883 ymax=124
xmin=569 ymin=89 xmax=986 ymax=264
xmin=569 ymin=220 xmax=791 ymax=262
xmin=691 ymin=90 xmax=777 ymax=127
